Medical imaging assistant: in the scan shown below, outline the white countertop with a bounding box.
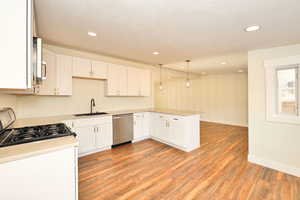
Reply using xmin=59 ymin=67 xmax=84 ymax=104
xmin=0 ymin=108 xmax=200 ymax=164
xmin=12 ymin=108 xmax=201 ymax=128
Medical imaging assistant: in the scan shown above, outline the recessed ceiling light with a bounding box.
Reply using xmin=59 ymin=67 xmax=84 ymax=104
xmin=245 ymin=25 xmax=260 ymax=32
xmin=88 ymin=32 xmax=97 ymax=37
xmin=153 ymin=52 xmax=160 ymax=55
xmin=221 ymin=62 xmax=227 ymax=65
xmin=237 ymin=69 xmax=244 ymax=73
xmin=201 ymin=72 xmax=207 ymax=75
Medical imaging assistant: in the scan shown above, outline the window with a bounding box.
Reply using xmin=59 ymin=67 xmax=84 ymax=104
xmin=265 ymin=56 xmax=300 ymax=124
xmin=276 ymin=67 xmax=298 ymax=116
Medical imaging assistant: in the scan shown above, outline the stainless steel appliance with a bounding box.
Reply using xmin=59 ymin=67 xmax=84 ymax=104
xmin=113 ymin=114 xmax=133 ymax=145
xmin=32 ymin=37 xmax=47 ymax=85
xmin=2 ymin=37 xmax=46 ymax=94
xmin=0 ymin=107 xmax=75 ymax=148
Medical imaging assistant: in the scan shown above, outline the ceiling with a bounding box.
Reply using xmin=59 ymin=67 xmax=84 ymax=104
xmin=35 ymin=0 xmax=300 ymax=73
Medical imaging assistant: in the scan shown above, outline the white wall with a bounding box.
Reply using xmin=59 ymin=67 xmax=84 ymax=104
xmin=0 ymin=94 xmax=17 ymax=110
xmin=248 ymin=44 xmax=300 ymax=177
xmin=155 ymin=73 xmax=248 ymax=127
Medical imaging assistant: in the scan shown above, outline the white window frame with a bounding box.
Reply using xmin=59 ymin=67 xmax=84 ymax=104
xmin=265 ymin=55 xmax=300 ymax=124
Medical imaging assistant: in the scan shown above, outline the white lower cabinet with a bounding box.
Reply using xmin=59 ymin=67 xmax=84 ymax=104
xmin=95 ymin=123 xmax=113 ymax=148
xmin=0 ymin=147 xmax=78 ymax=200
xmin=133 ymin=112 xmax=150 ymax=142
xmin=65 ymin=117 xmax=113 ymax=156
xmin=73 ymin=126 xmax=95 ymax=154
xmin=149 ymin=113 xmax=200 ymax=152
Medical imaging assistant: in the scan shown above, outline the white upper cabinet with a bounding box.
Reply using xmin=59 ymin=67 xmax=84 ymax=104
xmin=56 ymin=54 xmax=73 ymax=95
xmin=38 ymin=49 xmax=73 ymax=96
xmin=0 ymin=0 xmax=32 ymax=89
xmin=72 ymin=57 xmax=108 ymax=80
xmin=127 ymin=67 xmax=141 ymax=96
xmin=107 ymin=66 xmax=151 ymax=97
xmin=91 ymin=61 xmax=108 ymax=79
xmin=72 ymin=57 xmax=91 ymax=78
xmin=140 ymin=69 xmax=151 ymax=97
xmin=107 ymin=64 xmax=128 ymax=96
xmin=127 ymin=67 xmax=151 ymax=97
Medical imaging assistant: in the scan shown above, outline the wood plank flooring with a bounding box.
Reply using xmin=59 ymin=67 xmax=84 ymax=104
xmin=78 ymin=122 xmax=300 ymax=200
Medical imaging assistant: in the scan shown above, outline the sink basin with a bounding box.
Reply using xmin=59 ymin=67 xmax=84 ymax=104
xmin=74 ymin=112 xmax=108 ymax=117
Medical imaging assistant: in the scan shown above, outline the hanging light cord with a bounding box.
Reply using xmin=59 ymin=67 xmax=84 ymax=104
xmin=159 ymin=64 xmax=163 ymax=85
xmin=186 ymin=60 xmax=190 ymax=81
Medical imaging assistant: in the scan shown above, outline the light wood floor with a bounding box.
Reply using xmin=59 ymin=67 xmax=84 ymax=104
xmin=79 ymin=122 xmax=300 ymax=200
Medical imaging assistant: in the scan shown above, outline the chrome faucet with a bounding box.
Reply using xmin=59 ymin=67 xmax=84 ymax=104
xmin=90 ymin=98 xmax=96 ymax=114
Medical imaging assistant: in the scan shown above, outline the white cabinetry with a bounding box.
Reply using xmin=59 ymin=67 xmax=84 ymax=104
xmin=73 ymin=126 xmax=95 ymax=154
xmin=107 ymin=66 xmax=151 ymax=97
xmin=72 ymin=57 xmax=108 ymax=80
xmin=65 ymin=117 xmax=113 ymax=156
xmin=140 ymin=69 xmax=151 ymax=96
xmin=72 ymin=57 xmax=91 ymax=78
xmin=107 ymin=64 xmax=128 ymax=96
xmin=133 ymin=112 xmax=150 ymax=142
xmin=0 ymin=147 xmax=78 ymax=200
xmin=127 ymin=68 xmax=151 ymax=97
xmin=38 ymin=49 xmax=72 ymax=96
xmin=91 ymin=61 xmax=108 ymax=79
xmin=127 ymin=67 xmax=141 ymax=96
xmin=0 ymin=0 xmax=32 ymax=89
xmin=95 ymin=123 xmax=113 ymax=148
xmin=150 ymin=113 xmax=200 ymax=152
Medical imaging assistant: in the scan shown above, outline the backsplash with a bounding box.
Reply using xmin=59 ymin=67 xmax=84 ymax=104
xmin=14 ymin=78 xmax=153 ymax=118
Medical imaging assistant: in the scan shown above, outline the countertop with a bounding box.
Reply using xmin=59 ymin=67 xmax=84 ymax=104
xmin=1 ymin=108 xmax=199 ymax=164
xmin=0 ymin=136 xmax=78 ymax=164
xmin=12 ymin=108 xmax=200 ymax=128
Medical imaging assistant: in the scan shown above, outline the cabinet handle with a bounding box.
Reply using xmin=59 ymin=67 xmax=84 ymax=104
xmin=72 ymin=122 xmax=74 ymax=128
xmin=173 ymin=118 xmax=178 ymax=120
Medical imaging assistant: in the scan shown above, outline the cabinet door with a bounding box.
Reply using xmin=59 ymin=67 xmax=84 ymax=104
xmin=107 ymin=64 xmax=120 ymax=96
xmin=127 ymin=67 xmax=140 ymax=96
xmin=153 ymin=114 xmax=168 ymax=141
xmin=118 ymin=65 xmax=128 ymax=96
xmin=142 ymin=113 xmax=150 ymax=137
xmin=38 ymin=49 xmax=57 ymax=95
xmin=95 ymin=123 xmax=113 ymax=148
xmin=107 ymin=64 xmax=127 ymax=96
xmin=140 ymin=70 xmax=151 ymax=96
xmin=0 ymin=0 xmax=30 ymax=89
xmin=91 ymin=61 xmax=108 ymax=79
xmin=74 ymin=126 xmax=95 ymax=154
xmin=56 ymin=54 xmax=73 ymax=95
xmin=72 ymin=57 xmax=92 ymax=78
xmin=169 ymin=118 xmax=186 ymax=147
xmin=133 ymin=114 xmax=143 ymax=139
xmin=0 ymin=147 xmax=77 ymax=200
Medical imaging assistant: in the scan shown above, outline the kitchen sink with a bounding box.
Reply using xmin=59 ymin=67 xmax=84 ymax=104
xmin=74 ymin=112 xmax=108 ymax=117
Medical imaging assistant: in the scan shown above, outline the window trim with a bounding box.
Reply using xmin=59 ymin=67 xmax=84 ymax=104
xmin=265 ymin=55 xmax=300 ymax=124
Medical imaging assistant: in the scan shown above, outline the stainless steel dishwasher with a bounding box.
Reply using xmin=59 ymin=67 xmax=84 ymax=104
xmin=112 ymin=114 xmax=133 ymax=146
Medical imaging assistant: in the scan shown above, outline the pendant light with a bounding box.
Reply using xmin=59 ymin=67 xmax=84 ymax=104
xmin=159 ymin=64 xmax=163 ymax=90
xmin=185 ymin=60 xmax=191 ymax=88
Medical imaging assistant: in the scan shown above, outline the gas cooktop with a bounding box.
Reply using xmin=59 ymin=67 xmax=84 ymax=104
xmin=0 ymin=123 xmax=76 ymax=148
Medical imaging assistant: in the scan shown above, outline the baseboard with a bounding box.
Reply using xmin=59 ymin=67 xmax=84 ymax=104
xmin=79 ymin=146 xmax=111 ymax=157
xmin=201 ymin=119 xmax=248 ymax=127
xmin=133 ymin=135 xmax=150 ymax=143
xmin=248 ymin=154 xmax=300 ymax=177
